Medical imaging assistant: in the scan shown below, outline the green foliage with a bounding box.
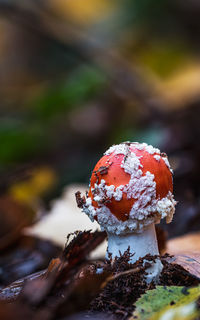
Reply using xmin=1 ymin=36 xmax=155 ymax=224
xmin=133 ymin=285 xmax=200 ymax=320
xmin=0 ymin=65 xmax=106 ymax=165
xmin=0 ymin=122 xmax=45 ymax=164
xmin=33 ymin=66 xmax=106 ymax=120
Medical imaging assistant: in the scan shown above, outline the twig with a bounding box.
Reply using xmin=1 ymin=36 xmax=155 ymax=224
xmin=101 ymin=267 xmax=140 ymax=288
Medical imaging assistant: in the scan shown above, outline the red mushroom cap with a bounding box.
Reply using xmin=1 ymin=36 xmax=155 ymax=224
xmin=88 ymin=142 xmax=174 ymax=223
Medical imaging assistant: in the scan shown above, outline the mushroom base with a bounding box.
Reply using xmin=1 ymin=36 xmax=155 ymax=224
xmin=107 ymin=224 xmax=163 ymax=283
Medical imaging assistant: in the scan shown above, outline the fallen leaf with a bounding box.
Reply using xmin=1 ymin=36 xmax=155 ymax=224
xmin=0 ymin=235 xmax=61 ymax=286
xmin=151 ymin=302 xmax=199 ymax=320
xmin=0 ymin=270 xmax=46 ymax=302
xmin=167 ymin=232 xmax=200 ymax=255
xmin=165 ymin=253 xmax=200 ymax=280
xmin=25 ymin=185 xmax=107 ymax=259
xmin=132 ymin=285 xmax=200 ymax=320
xmin=0 ymin=301 xmax=35 ymax=320
xmin=54 ymin=270 xmax=109 ymax=318
xmin=0 ymin=196 xmax=35 ymax=251
xmin=9 ymin=167 xmax=57 ymax=206
xmin=49 ymin=0 xmax=115 ymax=24
xmin=0 ymin=230 xmax=106 ymax=304
xmin=161 ymin=64 xmax=200 ymax=108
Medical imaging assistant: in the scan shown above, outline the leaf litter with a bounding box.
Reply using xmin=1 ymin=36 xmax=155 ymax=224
xmin=0 ymin=230 xmax=200 ymax=320
xmin=132 ymin=285 xmax=200 ymax=320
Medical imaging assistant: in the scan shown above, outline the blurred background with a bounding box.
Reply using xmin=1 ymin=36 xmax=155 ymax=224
xmin=0 ymin=0 xmax=200 ymax=278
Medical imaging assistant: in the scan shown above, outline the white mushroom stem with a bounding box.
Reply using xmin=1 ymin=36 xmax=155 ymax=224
xmin=107 ymin=224 xmax=163 ymax=283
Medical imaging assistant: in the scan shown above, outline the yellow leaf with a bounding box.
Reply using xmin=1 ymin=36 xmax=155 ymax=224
xmin=49 ymin=0 xmax=115 ymax=24
xmin=9 ymin=167 xmax=57 ymax=206
xmin=161 ymin=64 xmax=200 ymax=108
xmin=132 ymin=286 xmax=200 ymax=320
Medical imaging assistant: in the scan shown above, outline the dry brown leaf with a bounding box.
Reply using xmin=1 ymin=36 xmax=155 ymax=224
xmin=167 ymin=232 xmax=200 ymax=255
xmin=0 ymin=231 xmax=106 ymax=304
xmin=0 ymin=196 xmax=35 ymax=250
xmin=165 ymin=253 xmax=200 ymax=279
xmin=165 ymin=232 xmax=200 ymax=279
xmin=0 ymin=270 xmax=46 ymax=302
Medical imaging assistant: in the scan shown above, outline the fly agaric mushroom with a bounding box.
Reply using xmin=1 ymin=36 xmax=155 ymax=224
xmin=76 ymin=142 xmax=176 ymax=282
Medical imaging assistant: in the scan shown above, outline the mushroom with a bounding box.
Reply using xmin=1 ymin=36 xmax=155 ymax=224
xmin=77 ymin=142 xmax=176 ymax=283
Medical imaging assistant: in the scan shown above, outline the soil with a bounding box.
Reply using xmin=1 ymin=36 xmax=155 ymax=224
xmin=89 ymin=252 xmax=200 ymax=320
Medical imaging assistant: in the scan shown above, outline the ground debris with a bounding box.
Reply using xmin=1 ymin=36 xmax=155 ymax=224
xmin=160 ymin=253 xmax=200 ymax=287
xmin=90 ymin=252 xmax=156 ymax=319
xmin=90 ymin=252 xmax=200 ymax=319
xmin=0 ymin=231 xmax=199 ymax=320
xmin=0 ymin=235 xmax=61 ymax=287
xmin=0 ymin=230 xmax=107 ymax=320
xmin=75 ymin=191 xmax=86 ymax=209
